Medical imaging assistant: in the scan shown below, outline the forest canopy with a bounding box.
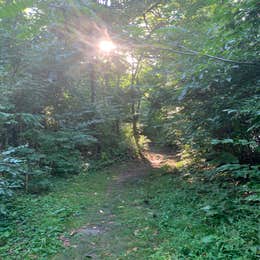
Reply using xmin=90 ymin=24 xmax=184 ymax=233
xmin=0 ymin=0 xmax=259 ymax=258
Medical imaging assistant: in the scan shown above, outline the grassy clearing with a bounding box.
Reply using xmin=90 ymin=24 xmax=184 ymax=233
xmin=0 ymin=163 xmax=259 ymax=259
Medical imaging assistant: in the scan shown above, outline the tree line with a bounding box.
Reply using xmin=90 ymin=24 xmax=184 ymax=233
xmin=0 ymin=0 xmax=259 ymax=214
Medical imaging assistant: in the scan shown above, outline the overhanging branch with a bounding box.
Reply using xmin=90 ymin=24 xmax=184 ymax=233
xmin=130 ymin=42 xmax=259 ymax=66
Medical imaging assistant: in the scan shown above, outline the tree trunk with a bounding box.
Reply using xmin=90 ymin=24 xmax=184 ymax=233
xmin=89 ymin=63 xmax=96 ymax=104
xmin=132 ymin=102 xmax=144 ymax=159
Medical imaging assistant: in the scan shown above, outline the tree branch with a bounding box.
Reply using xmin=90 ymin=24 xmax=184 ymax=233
xmin=130 ymin=43 xmax=259 ymax=66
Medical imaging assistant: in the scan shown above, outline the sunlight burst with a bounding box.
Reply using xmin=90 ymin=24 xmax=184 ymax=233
xmin=98 ymin=40 xmax=116 ymax=53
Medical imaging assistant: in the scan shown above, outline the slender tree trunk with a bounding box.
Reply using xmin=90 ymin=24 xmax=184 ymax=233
xmin=132 ymin=102 xmax=144 ymax=159
xmin=25 ymin=174 xmax=29 ymax=193
xmin=89 ymin=63 xmax=96 ymax=104
xmin=129 ymin=54 xmax=145 ymax=159
xmin=114 ymin=120 xmax=120 ymax=135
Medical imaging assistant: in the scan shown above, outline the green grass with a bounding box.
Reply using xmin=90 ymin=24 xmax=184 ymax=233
xmin=92 ymin=171 xmax=259 ymax=259
xmin=0 ymin=171 xmax=111 ymax=259
xmin=0 ymin=164 xmax=259 ymax=259
xmin=132 ymin=173 xmax=259 ymax=259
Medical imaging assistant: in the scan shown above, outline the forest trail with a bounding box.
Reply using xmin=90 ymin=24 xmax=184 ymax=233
xmin=1 ymin=1 xmax=258 ymax=259
xmin=52 ymin=146 xmax=258 ymax=259
xmin=55 ymin=147 xmax=179 ymax=259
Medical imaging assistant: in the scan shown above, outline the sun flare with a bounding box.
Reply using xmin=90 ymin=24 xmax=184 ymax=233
xmin=98 ymin=40 xmax=116 ymax=53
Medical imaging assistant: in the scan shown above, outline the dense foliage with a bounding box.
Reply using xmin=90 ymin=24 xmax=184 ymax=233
xmin=0 ymin=0 xmax=259 ymax=258
xmin=137 ymin=0 xmax=259 ymax=185
xmin=0 ymin=0 xmax=138 ymax=211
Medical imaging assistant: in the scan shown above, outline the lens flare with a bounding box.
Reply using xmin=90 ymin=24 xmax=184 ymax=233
xmin=98 ymin=40 xmax=116 ymax=53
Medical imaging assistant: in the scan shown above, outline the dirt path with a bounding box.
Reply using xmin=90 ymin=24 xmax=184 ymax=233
xmin=55 ymin=148 xmax=178 ymax=260
xmin=50 ymin=146 xmax=259 ymax=260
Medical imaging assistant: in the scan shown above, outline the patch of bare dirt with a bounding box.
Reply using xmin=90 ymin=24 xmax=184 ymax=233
xmin=143 ymin=147 xmax=180 ymax=169
xmin=114 ymin=161 xmax=150 ymax=184
xmin=111 ymin=146 xmax=180 ymax=185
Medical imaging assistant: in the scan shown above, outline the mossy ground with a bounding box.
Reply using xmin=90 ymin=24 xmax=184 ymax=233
xmin=0 ymin=153 xmax=259 ymax=259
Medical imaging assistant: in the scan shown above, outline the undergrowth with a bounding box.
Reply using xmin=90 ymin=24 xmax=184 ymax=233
xmin=0 ymin=163 xmax=259 ymax=259
xmin=107 ymin=168 xmax=259 ymax=259
xmin=0 ymin=171 xmax=110 ymax=259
